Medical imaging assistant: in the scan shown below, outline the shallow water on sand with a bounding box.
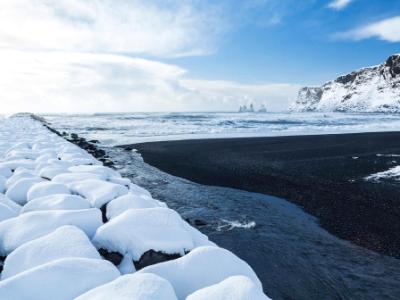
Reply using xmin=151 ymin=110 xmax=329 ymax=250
xmin=104 ymin=145 xmax=400 ymax=300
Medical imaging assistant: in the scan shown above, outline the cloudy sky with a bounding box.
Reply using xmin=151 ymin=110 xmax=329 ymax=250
xmin=1 ymin=0 xmax=399 ymax=113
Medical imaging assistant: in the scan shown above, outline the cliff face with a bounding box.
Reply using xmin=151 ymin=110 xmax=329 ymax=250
xmin=290 ymin=54 xmax=400 ymax=112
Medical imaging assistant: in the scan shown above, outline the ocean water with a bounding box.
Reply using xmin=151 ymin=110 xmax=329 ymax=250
xmin=44 ymin=112 xmax=400 ymax=146
xmin=45 ymin=112 xmax=400 ymax=300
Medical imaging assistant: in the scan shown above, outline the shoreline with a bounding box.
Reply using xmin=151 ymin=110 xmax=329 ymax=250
xmin=0 ymin=114 xmax=269 ymax=299
xmin=126 ymin=131 xmax=400 ymax=258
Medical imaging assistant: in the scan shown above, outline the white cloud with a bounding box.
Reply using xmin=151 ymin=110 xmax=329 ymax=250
xmin=0 ymin=0 xmax=299 ymax=113
xmin=328 ymin=0 xmax=353 ymax=10
xmin=0 ymin=50 xmax=299 ymax=113
xmin=337 ymin=16 xmax=400 ymax=42
xmin=0 ymin=0 xmax=226 ymax=57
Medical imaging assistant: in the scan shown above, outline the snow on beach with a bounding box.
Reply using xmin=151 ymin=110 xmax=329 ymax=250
xmin=366 ymin=165 xmax=400 ymax=181
xmin=0 ymin=114 xmax=268 ymax=299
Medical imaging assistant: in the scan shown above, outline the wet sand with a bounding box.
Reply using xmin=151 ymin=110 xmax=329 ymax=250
xmin=125 ymin=132 xmax=400 ymax=257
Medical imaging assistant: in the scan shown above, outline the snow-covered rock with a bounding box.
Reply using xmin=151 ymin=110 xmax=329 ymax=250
xmin=0 ymin=175 xmax=6 ymax=193
xmin=21 ymin=194 xmax=91 ymax=213
xmin=0 ymin=193 xmax=22 ymax=213
xmin=5 ymin=177 xmax=46 ymax=205
xmin=290 ymin=54 xmax=400 ymax=112
xmin=0 ymin=202 xmax=18 ymax=222
xmin=38 ymin=165 xmax=69 ymax=179
xmin=5 ymin=169 xmax=36 ymax=190
xmin=105 ymin=193 xmax=161 ymax=220
xmin=93 ymin=208 xmax=213 ymax=263
xmin=108 ymin=176 xmax=132 ymax=187
xmin=365 ymin=165 xmax=400 ymax=181
xmin=0 ymin=159 xmax=36 ymax=171
xmin=52 ymin=172 xmax=105 ymax=185
xmin=0 ymin=257 xmax=120 ymax=300
xmin=5 ymin=149 xmax=39 ymax=161
xmin=35 ymin=152 xmax=58 ymax=163
xmin=129 ymin=183 xmax=153 ymax=198
xmin=68 ymin=179 xmax=128 ymax=208
xmin=186 ymin=275 xmax=270 ymax=300
xmin=139 ymin=246 xmax=262 ymax=299
xmin=0 ymin=208 xmax=102 ymax=255
xmin=75 ymin=273 xmax=177 ymax=300
xmin=0 ymin=166 xmax=12 ymax=178
xmin=68 ymin=165 xmax=121 ymax=179
xmin=2 ymin=226 xmax=101 ymax=279
xmin=27 ymin=181 xmax=70 ymax=202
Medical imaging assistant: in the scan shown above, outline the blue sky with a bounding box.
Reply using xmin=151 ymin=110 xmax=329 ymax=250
xmin=1 ymin=0 xmax=399 ymax=113
xmin=169 ymin=0 xmax=400 ymax=85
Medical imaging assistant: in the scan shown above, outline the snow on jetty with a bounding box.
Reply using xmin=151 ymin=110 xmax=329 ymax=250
xmin=0 ymin=114 xmax=269 ymax=299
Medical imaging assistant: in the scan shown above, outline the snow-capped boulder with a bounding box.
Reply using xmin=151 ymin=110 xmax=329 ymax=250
xmin=129 ymin=183 xmax=153 ymax=198
xmin=68 ymin=165 xmax=121 ymax=179
xmin=21 ymin=194 xmax=91 ymax=213
xmin=0 ymin=257 xmax=120 ymax=300
xmin=290 ymin=54 xmax=400 ymax=112
xmin=35 ymin=152 xmax=58 ymax=163
xmin=0 ymin=175 xmax=6 ymax=193
xmin=186 ymin=275 xmax=270 ymax=300
xmin=5 ymin=169 xmax=36 ymax=190
xmin=139 ymin=246 xmax=262 ymax=299
xmin=68 ymin=179 xmax=128 ymax=208
xmin=38 ymin=165 xmax=69 ymax=180
xmin=6 ymin=149 xmax=38 ymax=161
xmin=105 ymin=193 xmax=161 ymax=220
xmin=52 ymin=172 xmax=105 ymax=185
xmin=2 ymin=226 xmax=101 ymax=279
xmin=93 ymin=208 xmax=186 ymax=259
xmin=40 ymin=159 xmax=73 ymax=169
xmin=0 ymin=202 xmax=18 ymax=222
xmin=27 ymin=181 xmax=70 ymax=202
xmin=0 ymin=193 xmax=22 ymax=213
xmin=0 ymin=166 xmax=12 ymax=178
xmin=93 ymin=208 xmax=213 ymax=269
xmin=68 ymin=157 xmax=101 ymax=166
xmin=6 ymin=177 xmax=46 ymax=205
xmin=0 ymin=159 xmax=36 ymax=171
xmin=0 ymin=208 xmax=102 ymax=255
xmin=108 ymin=176 xmax=132 ymax=187
xmin=75 ymin=273 xmax=177 ymax=300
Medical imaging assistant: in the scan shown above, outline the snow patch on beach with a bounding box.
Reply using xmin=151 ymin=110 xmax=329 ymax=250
xmin=365 ymin=165 xmax=400 ymax=181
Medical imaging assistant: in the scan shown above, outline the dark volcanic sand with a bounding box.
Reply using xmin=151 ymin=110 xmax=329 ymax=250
xmin=127 ymin=132 xmax=400 ymax=257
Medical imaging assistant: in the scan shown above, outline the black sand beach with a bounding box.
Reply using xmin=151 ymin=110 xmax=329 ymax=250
xmin=127 ymin=132 xmax=400 ymax=258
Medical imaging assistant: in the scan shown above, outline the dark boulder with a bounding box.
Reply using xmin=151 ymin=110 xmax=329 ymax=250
xmin=100 ymin=203 xmax=108 ymax=223
xmin=98 ymin=248 xmax=123 ymax=266
xmin=133 ymin=249 xmax=182 ymax=270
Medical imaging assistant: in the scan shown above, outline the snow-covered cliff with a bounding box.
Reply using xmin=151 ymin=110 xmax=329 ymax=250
xmin=290 ymin=54 xmax=400 ymax=112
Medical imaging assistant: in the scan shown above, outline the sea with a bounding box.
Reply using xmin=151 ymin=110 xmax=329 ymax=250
xmin=44 ymin=112 xmax=400 ymax=146
xmin=44 ymin=112 xmax=400 ymax=300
